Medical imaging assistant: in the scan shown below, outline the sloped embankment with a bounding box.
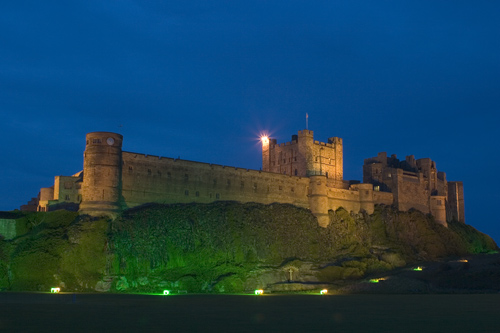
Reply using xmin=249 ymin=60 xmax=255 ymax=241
xmin=0 ymin=203 xmax=496 ymax=292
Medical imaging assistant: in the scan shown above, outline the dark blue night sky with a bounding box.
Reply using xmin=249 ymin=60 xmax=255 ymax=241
xmin=1 ymin=2 xmax=499 ymax=240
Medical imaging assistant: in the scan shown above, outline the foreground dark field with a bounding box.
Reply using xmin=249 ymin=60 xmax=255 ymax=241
xmin=1 ymin=293 xmax=500 ymax=332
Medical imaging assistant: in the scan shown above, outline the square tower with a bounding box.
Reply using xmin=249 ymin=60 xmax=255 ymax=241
xmin=262 ymin=130 xmax=343 ymax=181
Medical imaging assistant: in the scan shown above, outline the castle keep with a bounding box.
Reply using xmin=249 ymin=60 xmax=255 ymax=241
xmin=22 ymin=130 xmax=465 ymax=227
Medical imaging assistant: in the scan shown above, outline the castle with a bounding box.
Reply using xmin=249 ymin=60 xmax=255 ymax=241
xmin=21 ymin=130 xmax=465 ymax=227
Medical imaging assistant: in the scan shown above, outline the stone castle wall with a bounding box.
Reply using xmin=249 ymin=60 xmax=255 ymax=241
xmin=121 ymin=152 xmax=310 ymax=209
xmin=25 ymin=130 xmax=465 ymax=228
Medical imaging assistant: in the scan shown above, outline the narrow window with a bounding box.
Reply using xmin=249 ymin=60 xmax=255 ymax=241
xmin=184 ymin=190 xmax=189 ymax=196
xmin=196 ymin=191 xmax=200 ymax=197
xmin=65 ymin=195 xmax=70 ymax=201
xmin=294 ymin=169 xmax=298 ymax=176
xmin=148 ymin=169 xmax=152 ymax=175
xmin=216 ymin=193 xmax=220 ymax=199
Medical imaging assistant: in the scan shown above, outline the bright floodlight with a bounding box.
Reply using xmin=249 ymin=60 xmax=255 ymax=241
xmin=163 ymin=290 xmax=170 ymax=295
xmin=320 ymin=289 xmax=328 ymax=295
xmin=261 ymin=136 xmax=269 ymax=144
xmin=255 ymin=289 xmax=264 ymax=295
xmin=51 ymin=287 xmax=60 ymax=293
xmin=413 ymin=267 xmax=423 ymax=271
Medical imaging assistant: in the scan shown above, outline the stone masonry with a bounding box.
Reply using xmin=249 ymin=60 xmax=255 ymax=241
xmin=22 ymin=130 xmax=465 ymax=227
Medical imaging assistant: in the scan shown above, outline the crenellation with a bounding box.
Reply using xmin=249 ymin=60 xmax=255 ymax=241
xmin=27 ymin=129 xmax=465 ymax=228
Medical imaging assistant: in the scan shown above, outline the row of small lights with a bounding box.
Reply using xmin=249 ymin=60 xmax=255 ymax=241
xmin=254 ymin=289 xmax=328 ymax=295
xmin=52 ymin=264 xmax=462 ymax=294
xmin=51 ymin=269 xmax=428 ymax=294
xmin=51 ymin=288 xmax=328 ymax=295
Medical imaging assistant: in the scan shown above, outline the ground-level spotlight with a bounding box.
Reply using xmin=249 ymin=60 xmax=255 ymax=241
xmin=255 ymin=289 xmax=264 ymax=295
xmin=51 ymin=288 xmax=60 ymax=293
xmin=320 ymin=289 xmax=328 ymax=295
xmin=369 ymin=279 xmax=380 ymax=283
xmin=163 ymin=290 xmax=170 ymax=295
xmin=413 ymin=266 xmax=423 ymax=271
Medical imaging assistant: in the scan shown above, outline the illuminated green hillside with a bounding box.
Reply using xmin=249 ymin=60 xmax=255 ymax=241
xmin=0 ymin=203 xmax=496 ymax=292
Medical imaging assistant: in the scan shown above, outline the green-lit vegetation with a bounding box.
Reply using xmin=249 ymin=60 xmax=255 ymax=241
xmin=0 ymin=203 xmax=497 ymax=292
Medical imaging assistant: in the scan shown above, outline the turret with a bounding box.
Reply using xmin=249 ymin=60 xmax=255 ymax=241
xmin=297 ymin=130 xmax=315 ymax=176
xmin=308 ymin=175 xmax=330 ymax=227
xmin=430 ymin=196 xmax=447 ymax=227
xmin=79 ymin=132 xmax=123 ymax=217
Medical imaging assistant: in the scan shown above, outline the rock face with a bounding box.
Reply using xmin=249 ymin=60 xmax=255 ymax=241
xmin=0 ymin=203 xmax=497 ymax=293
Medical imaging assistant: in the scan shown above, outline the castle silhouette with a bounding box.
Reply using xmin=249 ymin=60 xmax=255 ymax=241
xmin=22 ymin=130 xmax=464 ymax=227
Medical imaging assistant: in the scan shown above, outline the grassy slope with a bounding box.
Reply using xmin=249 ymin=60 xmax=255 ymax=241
xmin=0 ymin=203 xmax=497 ymax=292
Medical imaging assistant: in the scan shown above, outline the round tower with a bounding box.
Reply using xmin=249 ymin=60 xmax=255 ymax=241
xmin=79 ymin=132 xmax=123 ymax=217
xmin=308 ymin=175 xmax=330 ymax=227
xmin=430 ymin=195 xmax=447 ymax=227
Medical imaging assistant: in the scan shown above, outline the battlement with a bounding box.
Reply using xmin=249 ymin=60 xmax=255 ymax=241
xmin=262 ymin=130 xmax=343 ymax=181
xmin=26 ymin=129 xmax=465 ymax=228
